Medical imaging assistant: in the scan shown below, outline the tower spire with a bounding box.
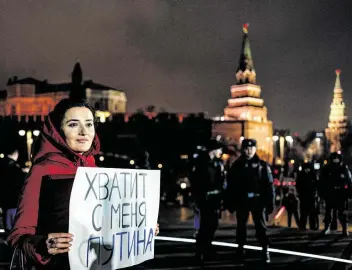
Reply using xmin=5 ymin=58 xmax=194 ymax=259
xmin=334 ymin=69 xmax=342 ymax=89
xmin=235 ymin=23 xmax=256 ymax=84
xmin=325 ymin=69 xmax=348 ymax=153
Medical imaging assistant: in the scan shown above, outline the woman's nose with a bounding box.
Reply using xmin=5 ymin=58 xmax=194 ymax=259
xmin=79 ymin=125 xmax=88 ymax=135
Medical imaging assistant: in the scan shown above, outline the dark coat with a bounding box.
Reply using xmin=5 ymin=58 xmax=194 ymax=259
xmin=7 ymin=114 xmax=100 ymax=269
xmin=225 ymin=154 xmax=274 ymax=211
xmin=0 ymin=156 xmax=26 ymax=209
xmin=282 ymin=193 xmax=299 ymax=212
xmin=190 ymin=152 xmax=225 ymax=209
xmin=320 ymin=163 xmax=352 ymax=201
xmin=296 ymin=169 xmax=317 ymax=199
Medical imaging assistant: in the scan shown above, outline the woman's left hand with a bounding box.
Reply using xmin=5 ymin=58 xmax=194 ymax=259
xmin=155 ymin=223 xmax=159 ymax=236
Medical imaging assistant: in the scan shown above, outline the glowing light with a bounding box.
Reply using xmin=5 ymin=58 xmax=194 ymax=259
xmin=265 ymin=137 xmax=271 ymax=142
xmin=272 ymin=135 xmax=279 ymax=142
xmin=19 ymin=130 xmax=26 ymax=136
xmin=324 ymin=160 xmax=328 ymax=165
xmin=275 ymin=206 xmax=286 ymax=220
xmin=33 ymin=130 xmax=40 ymax=136
xmin=180 ymin=183 xmax=187 ymax=189
xmin=180 ymin=155 xmax=188 ymax=159
xmin=299 ymin=166 xmax=302 ymax=171
xmin=95 ymin=110 xmax=111 ymax=123
xmin=285 ymin=136 xmax=293 ymax=143
xmin=290 ymin=160 xmax=295 ymax=164
xmin=240 ymin=136 xmax=244 ymax=142
xmin=316 ymin=132 xmax=324 ymax=137
xmin=99 ymin=156 xmax=104 ymax=161
xmin=0 ymin=153 xmax=4 ymax=158
xmin=158 ymin=164 xmax=163 ymax=169
xmin=222 ymin=153 xmax=230 ymax=161
xmin=315 ymin=138 xmax=321 ymax=143
xmin=130 ymin=160 xmax=135 ymax=165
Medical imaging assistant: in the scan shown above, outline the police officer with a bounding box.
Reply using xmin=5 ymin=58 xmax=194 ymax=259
xmin=296 ymin=162 xmax=319 ymax=230
xmin=225 ymin=139 xmax=274 ymax=264
xmin=320 ymin=152 xmax=352 ymax=236
xmin=190 ymin=139 xmax=225 ymax=261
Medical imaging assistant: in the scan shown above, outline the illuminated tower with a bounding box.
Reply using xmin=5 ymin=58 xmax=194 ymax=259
xmin=212 ymin=24 xmax=273 ymax=162
xmin=325 ymin=69 xmax=348 ymax=153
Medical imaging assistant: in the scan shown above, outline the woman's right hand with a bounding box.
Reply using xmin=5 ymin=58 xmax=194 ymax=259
xmin=46 ymin=233 xmax=74 ymax=255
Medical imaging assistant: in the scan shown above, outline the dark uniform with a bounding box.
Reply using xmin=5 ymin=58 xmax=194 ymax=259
xmin=282 ymin=189 xmax=299 ymax=228
xmin=225 ymin=139 xmax=274 ymax=263
xmin=320 ymin=153 xmax=352 ymax=235
xmin=190 ymin=140 xmax=225 ymax=261
xmin=296 ymin=163 xmax=319 ymax=230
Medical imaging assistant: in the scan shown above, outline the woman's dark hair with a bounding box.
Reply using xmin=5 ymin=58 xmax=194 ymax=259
xmin=49 ymin=98 xmax=97 ymax=133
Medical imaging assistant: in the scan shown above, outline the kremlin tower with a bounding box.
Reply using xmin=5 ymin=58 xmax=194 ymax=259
xmin=325 ymin=69 xmax=348 ymax=153
xmin=212 ymin=24 xmax=273 ymax=162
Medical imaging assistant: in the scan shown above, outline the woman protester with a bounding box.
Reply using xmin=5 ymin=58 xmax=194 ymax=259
xmin=8 ymin=98 xmax=159 ymax=269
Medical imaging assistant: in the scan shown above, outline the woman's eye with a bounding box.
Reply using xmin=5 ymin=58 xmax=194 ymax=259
xmin=68 ymin=123 xmax=78 ymax=127
xmin=86 ymin=123 xmax=93 ymax=128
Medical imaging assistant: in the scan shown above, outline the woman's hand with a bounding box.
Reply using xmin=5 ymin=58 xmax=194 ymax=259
xmin=46 ymin=233 xmax=74 ymax=255
xmin=155 ymin=223 xmax=159 ymax=236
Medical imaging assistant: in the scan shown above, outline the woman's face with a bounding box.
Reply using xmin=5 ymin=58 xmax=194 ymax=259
xmin=61 ymin=107 xmax=95 ymax=154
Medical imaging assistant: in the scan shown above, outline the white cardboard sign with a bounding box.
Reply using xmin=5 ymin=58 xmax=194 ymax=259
xmin=68 ymin=167 xmax=160 ymax=269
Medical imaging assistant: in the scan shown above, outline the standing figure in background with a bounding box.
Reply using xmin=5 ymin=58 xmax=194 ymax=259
xmin=190 ymin=139 xmax=225 ymax=262
xmin=282 ymin=188 xmax=299 ymax=228
xmin=296 ymin=162 xmax=319 ymax=230
xmin=320 ymin=152 xmax=352 ymax=236
xmin=225 ymin=139 xmax=274 ymax=264
xmin=0 ymin=146 xmax=26 ymax=234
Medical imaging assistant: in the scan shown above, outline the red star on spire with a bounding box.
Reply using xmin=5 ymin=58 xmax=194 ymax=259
xmin=243 ymin=23 xmax=249 ymax=34
xmin=336 ymin=69 xmax=341 ymax=75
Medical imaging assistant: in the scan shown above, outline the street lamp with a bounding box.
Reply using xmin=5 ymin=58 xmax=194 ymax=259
xmin=285 ymin=136 xmax=293 ymax=143
xmin=19 ymin=129 xmax=40 ymax=167
xmin=272 ymin=135 xmax=279 ymax=142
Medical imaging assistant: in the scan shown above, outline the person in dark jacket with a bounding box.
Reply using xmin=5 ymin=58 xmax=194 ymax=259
xmin=190 ymin=139 xmax=225 ymax=262
xmin=0 ymin=146 xmax=26 ymax=233
xmin=282 ymin=188 xmax=299 ymax=228
xmin=320 ymin=152 xmax=352 ymax=236
xmin=296 ymin=162 xmax=319 ymax=230
xmin=225 ymin=139 xmax=274 ymax=264
xmin=7 ymin=99 xmax=159 ymax=269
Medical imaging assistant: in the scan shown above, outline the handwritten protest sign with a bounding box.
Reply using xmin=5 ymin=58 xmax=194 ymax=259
xmin=68 ymin=167 xmax=160 ymax=269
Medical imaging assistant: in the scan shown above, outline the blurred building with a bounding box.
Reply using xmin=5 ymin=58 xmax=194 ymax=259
xmin=212 ymin=24 xmax=273 ymax=163
xmin=325 ymin=69 xmax=348 ymax=153
xmin=0 ymin=62 xmax=127 ymax=121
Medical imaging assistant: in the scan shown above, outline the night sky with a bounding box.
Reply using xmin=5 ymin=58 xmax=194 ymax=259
xmin=0 ymin=0 xmax=351 ymax=135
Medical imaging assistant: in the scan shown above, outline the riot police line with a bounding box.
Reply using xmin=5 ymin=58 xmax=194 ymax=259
xmin=184 ymin=138 xmax=352 ymax=265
